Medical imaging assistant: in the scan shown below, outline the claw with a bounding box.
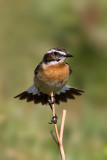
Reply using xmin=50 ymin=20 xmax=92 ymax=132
xmin=48 ymin=114 xmax=58 ymax=124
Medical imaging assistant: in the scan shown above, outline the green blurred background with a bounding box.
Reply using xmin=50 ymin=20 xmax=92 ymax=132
xmin=0 ymin=0 xmax=107 ymax=159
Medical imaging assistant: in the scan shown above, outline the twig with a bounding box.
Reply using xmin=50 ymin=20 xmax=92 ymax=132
xmin=59 ymin=110 xmax=66 ymax=160
xmin=50 ymin=91 xmax=66 ymax=160
xmin=60 ymin=110 xmax=66 ymax=143
xmin=51 ymin=92 xmax=60 ymax=143
xmin=50 ymin=130 xmax=58 ymax=145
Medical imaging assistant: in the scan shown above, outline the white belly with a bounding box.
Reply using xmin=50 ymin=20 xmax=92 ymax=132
xmin=34 ymin=76 xmax=67 ymax=95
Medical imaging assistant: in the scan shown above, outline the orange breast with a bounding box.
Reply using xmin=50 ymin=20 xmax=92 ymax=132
xmin=36 ymin=61 xmax=69 ymax=84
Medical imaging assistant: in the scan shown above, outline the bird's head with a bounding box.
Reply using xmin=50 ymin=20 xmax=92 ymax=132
xmin=43 ymin=48 xmax=73 ymax=65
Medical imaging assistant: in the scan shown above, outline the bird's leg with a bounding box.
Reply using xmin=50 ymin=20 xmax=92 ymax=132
xmin=48 ymin=95 xmax=55 ymax=110
xmin=48 ymin=95 xmax=58 ymax=124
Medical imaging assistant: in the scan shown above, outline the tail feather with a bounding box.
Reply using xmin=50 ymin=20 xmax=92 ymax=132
xmin=55 ymin=85 xmax=84 ymax=104
xmin=14 ymin=91 xmax=28 ymax=100
xmin=14 ymin=85 xmax=48 ymax=105
xmin=14 ymin=85 xmax=84 ymax=105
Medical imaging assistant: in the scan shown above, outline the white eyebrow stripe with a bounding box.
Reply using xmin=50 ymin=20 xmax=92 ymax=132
xmin=47 ymin=49 xmax=66 ymax=55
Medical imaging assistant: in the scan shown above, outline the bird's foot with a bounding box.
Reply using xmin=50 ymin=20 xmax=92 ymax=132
xmin=48 ymin=114 xmax=58 ymax=124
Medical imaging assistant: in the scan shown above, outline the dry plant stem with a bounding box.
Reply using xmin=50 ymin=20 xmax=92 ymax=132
xmin=59 ymin=110 xmax=66 ymax=160
xmin=50 ymin=130 xmax=58 ymax=145
xmin=50 ymin=92 xmax=66 ymax=160
xmin=60 ymin=110 xmax=66 ymax=143
xmin=51 ymin=92 xmax=60 ymax=143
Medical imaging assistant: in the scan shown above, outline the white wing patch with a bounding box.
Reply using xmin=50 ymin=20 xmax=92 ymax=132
xmin=26 ymin=85 xmax=39 ymax=95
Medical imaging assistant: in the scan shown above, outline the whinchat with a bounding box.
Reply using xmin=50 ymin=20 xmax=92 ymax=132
xmin=14 ymin=48 xmax=84 ymax=123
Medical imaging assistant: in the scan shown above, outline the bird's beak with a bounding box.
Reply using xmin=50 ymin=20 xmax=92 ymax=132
xmin=64 ymin=54 xmax=73 ymax=58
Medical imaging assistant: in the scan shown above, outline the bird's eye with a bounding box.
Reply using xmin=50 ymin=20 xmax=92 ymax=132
xmin=54 ymin=52 xmax=58 ymax=56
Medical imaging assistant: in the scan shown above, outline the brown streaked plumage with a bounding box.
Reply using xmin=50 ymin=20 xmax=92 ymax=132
xmin=14 ymin=48 xmax=84 ymax=105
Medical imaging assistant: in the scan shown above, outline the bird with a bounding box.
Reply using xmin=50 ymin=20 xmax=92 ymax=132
xmin=14 ymin=48 xmax=84 ymax=123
